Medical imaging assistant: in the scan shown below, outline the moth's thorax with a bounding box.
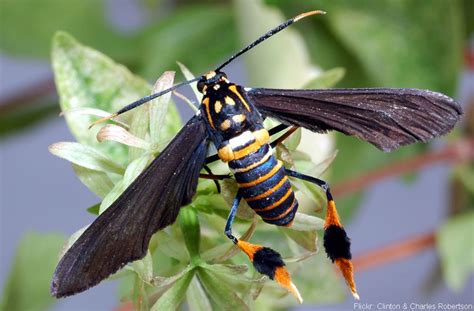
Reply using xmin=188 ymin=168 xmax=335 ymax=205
xmin=198 ymin=71 xmax=261 ymax=143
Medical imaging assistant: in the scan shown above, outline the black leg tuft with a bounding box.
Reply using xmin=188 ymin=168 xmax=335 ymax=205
xmin=324 ymin=225 xmax=352 ymax=262
xmin=252 ymin=247 xmax=285 ymax=279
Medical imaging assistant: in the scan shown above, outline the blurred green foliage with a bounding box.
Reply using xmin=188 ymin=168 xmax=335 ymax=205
xmin=0 ymin=233 xmax=65 ymax=311
xmin=1 ymin=0 xmax=472 ymax=310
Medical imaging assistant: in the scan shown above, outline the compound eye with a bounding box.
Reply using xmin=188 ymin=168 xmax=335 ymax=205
xmin=197 ymin=79 xmax=206 ymax=93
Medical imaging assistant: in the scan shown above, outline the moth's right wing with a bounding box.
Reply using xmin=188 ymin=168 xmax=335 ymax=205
xmin=248 ymin=88 xmax=462 ymax=152
xmin=51 ymin=114 xmax=209 ymax=297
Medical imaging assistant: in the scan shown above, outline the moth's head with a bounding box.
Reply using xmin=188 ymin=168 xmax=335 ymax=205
xmin=197 ymin=71 xmax=229 ymax=94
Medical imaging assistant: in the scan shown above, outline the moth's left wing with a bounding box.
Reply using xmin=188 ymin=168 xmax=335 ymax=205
xmin=51 ymin=115 xmax=208 ymax=297
xmin=247 ymin=88 xmax=462 ymax=152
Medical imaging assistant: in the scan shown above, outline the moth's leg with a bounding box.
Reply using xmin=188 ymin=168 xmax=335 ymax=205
xmin=224 ymin=192 xmax=302 ymax=303
xmin=268 ymin=123 xmax=290 ymax=136
xmin=199 ymin=165 xmax=231 ymax=193
xmin=270 ymin=126 xmax=299 ymax=148
xmin=285 ymin=169 xmax=359 ymax=300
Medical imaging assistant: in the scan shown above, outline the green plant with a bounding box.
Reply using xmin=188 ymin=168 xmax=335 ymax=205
xmin=46 ymin=30 xmax=347 ymax=310
xmin=1 ymin=1 xmax=472 ymax=310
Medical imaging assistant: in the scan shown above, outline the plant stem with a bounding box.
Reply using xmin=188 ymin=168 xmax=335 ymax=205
xmin=0 ymin=77 xmax=56 ymax=115
xmin=353 ymin=231 xmax=436 ymax=272
xmin=333 ymin=138 xmax=474 ymax=197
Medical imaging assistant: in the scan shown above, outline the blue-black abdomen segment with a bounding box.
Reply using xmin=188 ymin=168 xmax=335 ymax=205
xmin=230 ymin=144 xmax=298 ymax=226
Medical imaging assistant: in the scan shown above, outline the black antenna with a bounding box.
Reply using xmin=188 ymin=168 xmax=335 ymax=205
xmin=215 ymin=10 xmax=325 ymax=72
xmin=89 ymin=10 xmax=324 ymax=128
xmin=89 ymin=77 xmax=199 ymax=128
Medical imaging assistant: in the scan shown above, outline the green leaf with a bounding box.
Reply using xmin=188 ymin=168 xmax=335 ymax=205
xmin=151 ymin=270 xmax=195 ymax=311
xmin=179 ymin=207 xmax=201 ymax=261
xmin=220 ymin=179 xmax=255 ymax=220
xmin=197 ymin=268 xmax=249 ymax=311
xmin=436 ymin=212 xmax=474 ymax=291
xmin=289 ymin=212 xmax=324 ymax=231
xmin=177 ymin=62 xmax=201 ymax=104
xmin=149 ymin=72 xmax=177 ymax=148
xmin=99 ymin=154 xmax=150 ymax=213
xmin=304 ymin=67 xmax=346 ymax=89
xmin=138 ymin=6 xmax=238 ymax=79
xmin=201 ymin=263 xmax=249 ymax=276
xmin=72 ymin=164 xmax=114 ymax=198
xmin=280 ymin=227 xmax=318 ymax=252
xmin=269 ymin=1 xmax=463 ymax=94
xmin=201 ymin=215 xmax=258 ymax=263
xmin=96 ymin=124 xmax=151 ymax=150
xmin=187 ymin=277 xmax=212 ymax=311
xmin=132 ymin=250 xmax=154 ymax=285
xmin=234 ymin=0 xmax=319 ymax=88
xmin=1 ymin=233 xmax=65 ymax=311
xmin=86 ymin=203 xmax=100 ymax=215
xmin=200 ymin=263 xmax=266 ymax=300
xmin=49 ymin=142 xmax=125 ymax=175
xmin=152 ymin=265 xmax=193 ymax=292
xmin=51 ymin=31 xmax=150 ymax=166
xmin=152 ymin=231 xmax=189 ymax=262
xmin=0 ymin=0 xmax=133 ymax=60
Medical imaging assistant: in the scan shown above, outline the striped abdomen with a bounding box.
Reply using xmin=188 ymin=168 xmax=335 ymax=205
xmin=218 ymin=130 xmax=298 ymax=226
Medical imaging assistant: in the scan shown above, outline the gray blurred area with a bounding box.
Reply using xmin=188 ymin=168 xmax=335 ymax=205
xmin=1 ymin=1 xmax=473 ymax=310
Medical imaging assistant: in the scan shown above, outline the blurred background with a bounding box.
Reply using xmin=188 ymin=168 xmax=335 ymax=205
xmin=1 ymin=0 xmax=473 ymax=310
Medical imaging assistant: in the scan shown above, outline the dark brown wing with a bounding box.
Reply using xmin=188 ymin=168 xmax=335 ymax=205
xmin=51 ymin=115 xmax=209 ymax=297
xmin=247 ymin=88 xmax=462 ymax=151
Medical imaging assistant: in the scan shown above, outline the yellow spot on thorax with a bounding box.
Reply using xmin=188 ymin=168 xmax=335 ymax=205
xmin=219 ymin=119 xmax=231 ymax=131
xmin=225 ymin=96 xmax=236 ymax=105
xmin=232 ymin=114 xmax=246 ymax=123
xmin=214 ymin=100 xmax=222 ymax=113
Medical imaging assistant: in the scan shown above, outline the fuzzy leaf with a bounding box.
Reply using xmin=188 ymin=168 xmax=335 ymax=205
xmin=304 ymin=67 xmax=346 ymax=89
xmin=179 ymin=208 xmax=201 ymax=260
xmin=97 ymin=124 xmax=150 ymax=150
xmin=280 ymin=227 xmax=318 ymax=252
xmin=153 ymin=266 xmax=193 ymax=292
xmin=99 ymin=154 xmax=150 ymax=213
xmin=201 ymin=215 xmax=258 ymax=263
xmin=86 ymin=203 xmax=100 ymax=215
xmin=149 ymin=72 xmax=177 ymax=147
xmin=177 ymin=62 xmax=201 ymax=103
xmin=1 ymin=233 xmax=65 ymax=311
xmin=201 ymin=263 xmax=249 ymax=276
xmin=436 ymin=212 xmax=474 ymax=291
xmin=132 ymin=250 xmax=154 ymax=285
xmin=49 ymin=142 xmax=124 ymax=175
xmin=290 ymin=213 xmax=324 ymax=231
xmin=72 ymin=164 xmax=114 ymax=198
xmin=220 ymin=179 xmax=255 ymax=220
xmin=61 ymin=107 xmax=129 ymax=129
xmin=153 ymin=231 xmax=189 ymax=262
xmin=52 ymin=31 xmax=150 ymax=165
xmin=197 ymin=268 xmax=249 ymax=311
xmin=151 ymin=270 xmax=195 ymax=311
xmin=187 ymin=277 xmax=212 ymax=311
